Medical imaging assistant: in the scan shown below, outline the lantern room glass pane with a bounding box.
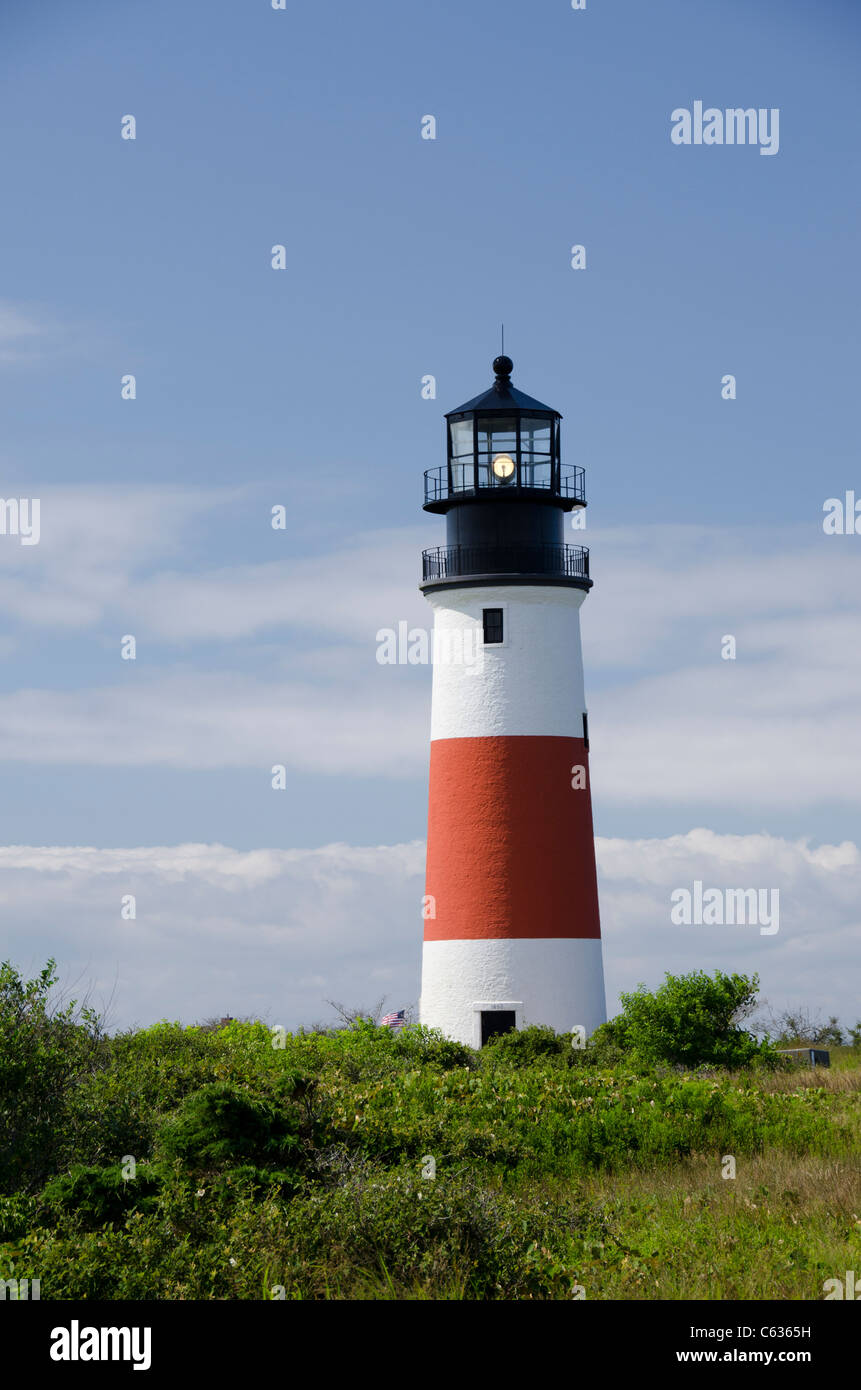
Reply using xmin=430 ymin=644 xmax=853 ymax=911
xmin=523 ymin=459 xmax=553 ymax=488
xmin=449 ymin=419 xmax=474 ymax=493
xmin=450 ymin=419 xmax=474 ymax=459
xmin=519 ymin=416 xmax=553 ymax=488
xmin=477 ymin=416 xmax=518 ymax=489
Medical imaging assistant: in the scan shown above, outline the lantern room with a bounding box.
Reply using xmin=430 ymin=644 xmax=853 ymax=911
xmin=423 ymin=355 xmax=585 ymax=513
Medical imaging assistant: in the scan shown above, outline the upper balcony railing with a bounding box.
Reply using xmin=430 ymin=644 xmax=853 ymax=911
xmin=424 ymin=462 xmax=586 ymax=508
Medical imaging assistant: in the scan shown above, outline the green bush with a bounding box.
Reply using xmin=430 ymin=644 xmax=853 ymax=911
xmin=482 ymin=1024 xmax=570 ymax=1066
xmin=63 ymin=1019 xmax=267 ymax=1168
xmin=392 ymin=1027 xmax=474 ymax=1072
xmin=0 ymin=959 xmax=107 ymax=1193
xmin=271 ymin=1166 xmax=592 ymax=1298
xmin=0 ymin=1191 xmax=41 ymax=1242
xmin=606 ymin=970 xmax=777 ymax=1069
xmin=155 ymin=1080 xmax=306 ymax=1173
xmin=38 ymin=1163 xmax=162 ymax=1230
xmin=5 ymin=1166 xmax=595 ymax=1300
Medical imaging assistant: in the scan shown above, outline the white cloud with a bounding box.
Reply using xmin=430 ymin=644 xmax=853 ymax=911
xmin=0 ymin=488 xmax=427 ymax=642
xmin=595 ymin=828 xmax=861 ymax=1029
xmin=0 ymin=504 xmax=859 ymax=814
xmin=125 ymin=529 xmax=429 ymax=643
xmin=1 ymin=830 xmax=856 ymax=1032
xmin=0 ymin=668 xmax=428 ymax=775
xmin=0 ymin=301 xmax=66 ymax=364
xmin=581 ymin=524 xmax=860 ymax=672
xmin=0 ymin=840 xmax=427 ymax=1031
xmin=0 ymin=487 xmax=240 ymax=628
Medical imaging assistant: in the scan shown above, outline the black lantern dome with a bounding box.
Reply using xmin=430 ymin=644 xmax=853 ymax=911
xmin=421 ymin=358 xmax=591 ymax=593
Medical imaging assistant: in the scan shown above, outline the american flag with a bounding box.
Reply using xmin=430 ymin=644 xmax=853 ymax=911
xmin=381 ymin=1010 xmax=406 ymax=1031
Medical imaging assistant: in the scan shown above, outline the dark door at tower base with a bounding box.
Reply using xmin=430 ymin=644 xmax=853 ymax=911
xmin=481 ymin=1010 xmax=516 ymax=1046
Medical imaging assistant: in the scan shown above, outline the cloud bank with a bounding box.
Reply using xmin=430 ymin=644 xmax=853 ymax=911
xmin=2 ymin=829 xmax=856 ymax=1032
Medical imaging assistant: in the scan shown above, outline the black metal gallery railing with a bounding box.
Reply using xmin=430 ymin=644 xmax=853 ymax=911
xmin=422 ymin=543 xmax=591 ymax=584
xmin=423 ymin=463 xmax=586 ymax=507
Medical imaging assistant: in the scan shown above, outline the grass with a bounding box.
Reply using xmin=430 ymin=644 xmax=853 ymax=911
xmin=573 ymin=1151 xmax=861 ymax=1300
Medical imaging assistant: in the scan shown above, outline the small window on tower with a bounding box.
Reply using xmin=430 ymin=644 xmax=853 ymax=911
xmin=483 ymin=608 xmax=504 ymax=645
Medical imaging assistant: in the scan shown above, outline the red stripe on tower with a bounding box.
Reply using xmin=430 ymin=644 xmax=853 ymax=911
xmin=424 ymin=735 xmax=600 ymax=942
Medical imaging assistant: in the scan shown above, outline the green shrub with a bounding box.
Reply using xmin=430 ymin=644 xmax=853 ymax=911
xmin=0 ymin=1191 xmax=41 ymax=1242
xmin=38 ymin=1163 xmax=162 ymax=1230
xmin=392 ymin=1027 xmax=475 ymax=1071
xmin=609 ymin=970 xmax=777 ymax=1069
xmin=62 ymin=1019 xmax=269 ymax=1168
xmin=5 ymin=1166 xmax=596 ymax=1300
xmin=272 ymin=1166 xmax=592 ymax=1298
xmin=482 ymin=1024 xmax=569 ymax=1066
xmin=0 ymin=959 xmax=107 ymax=1193
xmin=155 ymin=1080 xmax=306 ymax=1173
xmin=583 ymin=1020 xmax=630 ymax=1067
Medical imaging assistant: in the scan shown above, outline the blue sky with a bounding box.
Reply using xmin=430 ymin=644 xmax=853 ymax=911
xmin=0 ymin=0 xmax=858 ymax=1029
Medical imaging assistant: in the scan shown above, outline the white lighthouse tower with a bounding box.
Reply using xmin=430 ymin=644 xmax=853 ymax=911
xmin=419 ymin=356 xmax=606 ymax=1048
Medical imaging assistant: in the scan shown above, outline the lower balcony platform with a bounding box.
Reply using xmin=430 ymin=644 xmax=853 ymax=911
xmin=420 ymin=543 xmax=591 ymax=593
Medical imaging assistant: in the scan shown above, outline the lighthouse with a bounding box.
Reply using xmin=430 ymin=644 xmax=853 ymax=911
xmin=419 ymin=355 xmax=606 ymax=1047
